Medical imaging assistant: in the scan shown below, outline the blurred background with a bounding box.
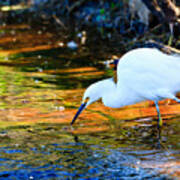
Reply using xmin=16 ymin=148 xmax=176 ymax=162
xmin=0 ymin=0 xmax=180 ymax=54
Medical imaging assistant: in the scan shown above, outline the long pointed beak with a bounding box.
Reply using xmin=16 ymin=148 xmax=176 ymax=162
xmin=71 ymin=103 xmax=86 ymax=125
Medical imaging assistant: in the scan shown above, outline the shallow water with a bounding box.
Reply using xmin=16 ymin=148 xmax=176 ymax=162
xmin=0 ymin=129 xmax=174 ymax=179
xmin=0 ymin=24 xmax=179 ymax=179
xmin=0 ymin=123 xmax=179 ymax=179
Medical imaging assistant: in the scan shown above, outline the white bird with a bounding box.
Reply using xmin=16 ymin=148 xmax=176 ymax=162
xmin=71 ymin=48 xmax=180 ymax=129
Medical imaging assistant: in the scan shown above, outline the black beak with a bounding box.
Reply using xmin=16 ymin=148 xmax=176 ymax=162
xmin=71 ymin=103 xmax=86 ymax=125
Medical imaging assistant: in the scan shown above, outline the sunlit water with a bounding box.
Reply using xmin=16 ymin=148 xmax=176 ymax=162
xmin=0 ymin=131 xmax=174 ymax=179
xmin=0 ymin=122 xmax=178 ymax=179
xmin=0 ymin=25 xmax=179 ymax=179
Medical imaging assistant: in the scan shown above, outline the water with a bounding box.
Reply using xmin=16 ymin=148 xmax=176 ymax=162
xmin=0 ymin=24 xmax=179 ymax=179
xmin=0 ymin=125 xmax=176 ymax=179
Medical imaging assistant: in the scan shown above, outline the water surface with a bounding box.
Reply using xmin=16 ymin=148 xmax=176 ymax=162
xmin=0 ymin=24 xmax=179 ymax=179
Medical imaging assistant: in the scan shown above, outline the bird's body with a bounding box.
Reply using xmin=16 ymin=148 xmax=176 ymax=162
xmin=116 ymin=48 xmax=180 ymax=105
xmin=71 ymin=48 xmax=180 ymax=127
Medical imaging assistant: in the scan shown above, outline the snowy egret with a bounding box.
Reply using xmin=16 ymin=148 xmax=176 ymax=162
xmin=71 ymin=48 xmax=180 ymax=129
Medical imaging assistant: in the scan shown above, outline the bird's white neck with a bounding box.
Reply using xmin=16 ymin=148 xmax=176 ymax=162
xmin=101 ymin=79 xmax=125 ymax=108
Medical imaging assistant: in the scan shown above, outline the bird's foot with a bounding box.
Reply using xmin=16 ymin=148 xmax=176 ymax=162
xmin=157 ymin=117 xmax=163 ymax=130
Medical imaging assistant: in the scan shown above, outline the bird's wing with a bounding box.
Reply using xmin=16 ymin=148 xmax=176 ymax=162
xmin=117 ymin=48 xmax=180 ymax=99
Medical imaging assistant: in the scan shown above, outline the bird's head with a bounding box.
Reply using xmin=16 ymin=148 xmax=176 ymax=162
xmin=71 ymin=81 xmax=104 ymax=125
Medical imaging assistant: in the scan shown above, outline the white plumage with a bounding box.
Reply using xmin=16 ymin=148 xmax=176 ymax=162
xmin=116 ymin=48 xmax=180 ymax=104
xmin=71 ymin=48 xmax=180 ymax=127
